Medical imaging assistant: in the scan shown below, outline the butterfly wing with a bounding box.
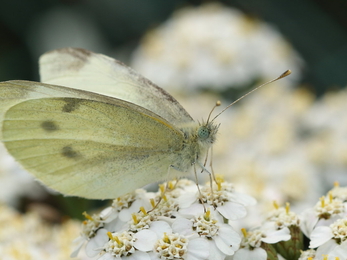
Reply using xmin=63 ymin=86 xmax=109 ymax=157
xmin=0 ymin=80 xmax=188 ymax=199
xmin=39 ymin=48 xmax=194 ymax=126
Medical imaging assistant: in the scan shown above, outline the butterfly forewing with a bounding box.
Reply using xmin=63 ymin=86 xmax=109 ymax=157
xmin=0 ymin=81 xmax=187 ymax=199
xmin=40 ymin=48 xmax=194 ymax=126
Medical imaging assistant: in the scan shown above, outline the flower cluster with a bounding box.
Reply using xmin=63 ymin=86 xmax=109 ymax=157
xmin=72 ymin=180 xmax=347 ymax=260
xmin=232 ymin=183 xmax=347 ymax=260
xmin=300 ymin=183 xmax=347 ymax=259
xmin=72 ymin=179 xmax=255 ymax=260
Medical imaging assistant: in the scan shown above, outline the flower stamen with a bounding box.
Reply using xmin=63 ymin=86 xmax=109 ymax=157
xmin=241 ymin=228 xmax=248 ymax=237
xmin=273 ymin=201 xmax=279 ymax=209
xmin=82 ymin=212 xmax=94 ymax=221
xmin=285 ymin=202 xmax=290 ymax=214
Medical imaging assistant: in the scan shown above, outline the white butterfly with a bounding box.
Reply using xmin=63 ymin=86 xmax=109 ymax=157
xmin=0 ymin=48 xmax=219 ymax=199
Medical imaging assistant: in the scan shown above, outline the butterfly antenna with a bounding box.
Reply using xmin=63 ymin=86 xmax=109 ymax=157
xmin=211 ymin=70 xmax=291 ymax=122
xmin=207 ymin=100 xmax=222 ymax=123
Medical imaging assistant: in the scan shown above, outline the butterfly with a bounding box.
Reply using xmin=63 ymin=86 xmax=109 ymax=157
xmin=0 ymin=48 xmax=220 ymax=199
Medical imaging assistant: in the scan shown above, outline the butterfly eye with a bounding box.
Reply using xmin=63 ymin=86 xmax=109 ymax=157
xmin=198 ymin=126 xmax=210 ymax=140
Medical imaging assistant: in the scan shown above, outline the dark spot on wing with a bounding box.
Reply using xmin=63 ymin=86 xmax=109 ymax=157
xmin=62 ymin=98 xmax=81 ymax=113
xmin=41 ymin=120 xmax=59 ymax=132
xmin=62 ymin=146 xmax=81 ymax=159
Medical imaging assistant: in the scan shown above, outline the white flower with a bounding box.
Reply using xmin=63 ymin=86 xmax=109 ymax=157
xmin=151 ymin=232 xmax=209 ymax=260
xmin=303 ymin=245 xmax=347 ymax=260
xmin=266 ymin=202 xmax=300 ymax=229
xmin=315 ymin=195 xmax=345 ymax=219
xmin=71 ymin=179 xmax=254 ymax=259
xmin=300 ymin=193 xmax=345 ymax=237
xmin=310 ymin=218 xmax=347 ymax=259
xmin=330 ymin=182 xmax=347 ymax=202
xmin=99 ymin=230 xmax=154 ymax=260
xmin=173 ymin=209 xmax=241 ymax=260
xmin=71 ymin=212 xmax=107 ymax=257
xmin=128 ymin=207 xmax=157 ymax=232
xmin=85 ymin=229 xmax=110 ymax=257
xmin=140 ymin=219 xmax=210 ymax=260
xmin=148 ymin=182 xmax=182 ymax=218
xmin=298 ymin=249 xmax=316 ymax=260
xmin=179 ymin=180 xmax=256 ymax=221
xmin=102 ymin=189 xmax=152 ymax=223
xmin=234 ymin=222 xmax=290 ymax=260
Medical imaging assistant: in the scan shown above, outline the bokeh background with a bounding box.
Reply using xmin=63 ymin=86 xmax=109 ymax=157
xmin=2 ymin=0 xmax=347 ymax=93
xmin=1 ymin=1 xmax=347 ymax=259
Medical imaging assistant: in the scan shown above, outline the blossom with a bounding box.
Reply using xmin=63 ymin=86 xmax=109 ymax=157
xmin=310 ymin=218 xmax=347 ymax=259
xmin=98 ymin=230 xmax=155 ymax=260
xmin=70 ymin=179 xmax=254 ymax=260
xmin=179 ymin=179 xmax=256 ymax=221
xmin=151 ymin=232 xmax=209 ymax=260
xmin=266 ymin=202 xmax=303 ymax=260
xmin=101 ymin=189 xmax=152 ymax=223
xmin=173 ymin=209 xmax=241 ymax=260
xmin=70 ymin=180 xmax=347 ymax=259
xmin=234 ymin=222 xmax=291 ymax=260
xmin=298 ymin=249 xmax=316 ymax=260
xmin=330 ymin=182 xmax=347 ymax=202
xmin=71 ymin=212 xmax=107 ymax=257
xmin=300 ymin=192 xmax=345 ymax=237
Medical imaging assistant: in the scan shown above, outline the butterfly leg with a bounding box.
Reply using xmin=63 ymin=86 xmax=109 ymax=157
xmin=197 ymin=154 xmax=219 ymax=209
xmin=193 ymin=163 xmax=207 ymax=212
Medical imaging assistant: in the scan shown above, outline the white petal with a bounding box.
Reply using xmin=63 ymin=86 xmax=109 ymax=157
xmin=127 ymin=251 xmax=151 ymax=260
xmin=230 ymin=192 xmax=257 ymax=206
xmin=100 ymin=207 xmax=117 ymax=222
xmin=214 ymin=236 xmax=235 ymax=255
xmin=149 ymin=221 xmax=172 ymax=237
xmin=262 ymin=227 xmax=290 ymax=244
xmin=179 ymin=192 xmax=198 ymax=208
xmin=119 ymin=199 xmax=144 ymax=221
xmin=217 ymin=202 xmax=246 ymax=220
xmin=98 ymin=252 xmax=115 ymax=260
xmin=186 ymin=238 xmax=210 ymax=260
xmin=134 ymin=230 xmax=157 ymax=251
xmin=104 ymin=217 xmax=127 ymax=232
xmin=85 ymin=229 xmax=108 ymax=257
xmin=309 ymin=226 xmax=333 ymax=248
xmin=214 ymin=224 xmax=241 ymax=254
xmin=179 ymin=203 xmax=204 ymax=217
xmin=233 ymin=248 xmax=267 ymax=260
xmin=208 ymin=240 xmax=226 ymax=260
xmin=299 ymin=209 xmax=319 ymax=237
xmin=316 ymin=239 xmax=337 ymax=256
xmin=70 ymin=238 xmax=84 ymax=258
xmin=172 ymin=218 xmax=193 ymax=236
xmin=328 ymin=241 xmax=347 ymax=259
xmin=148 ymin=251 xmax=161 ymax=260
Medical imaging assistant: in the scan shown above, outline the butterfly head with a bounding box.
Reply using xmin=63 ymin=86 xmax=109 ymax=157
xmin=197 ymin=121 xmax=219 ymax=146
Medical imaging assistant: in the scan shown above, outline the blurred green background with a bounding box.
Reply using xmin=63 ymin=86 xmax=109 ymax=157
xmin=1 ymin=0 xmax=347 ymax=95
